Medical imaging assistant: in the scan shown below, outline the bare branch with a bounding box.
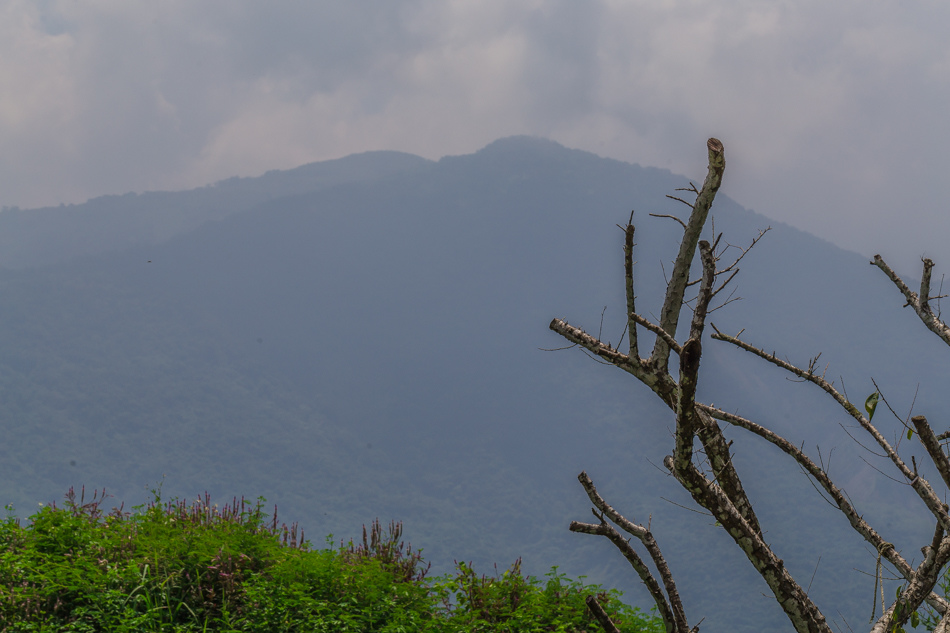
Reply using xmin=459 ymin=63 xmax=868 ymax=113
xmin=622 ymin=214 xmax=640 ymax=360
xmin=549 ymin=319 xmax=638 ymax=372
xmin=929 ymin=520 xmax=945 ymax=561
xmin=710 ymin=329 xmax=950 ymax=531
xmin=710 ymin=269 xmax=740 ymax=300
xmin=677 ymin=183 xmax=700 ymax=194
xmin=673 ymin=339 xmax=703 ymax=470
xmin=869 ymin=378 xmax=915 ymax=443
xmin=715 ymin=227 xmax=771 ymax=278
xmin=699 ymin=403 xmax=950 ymax=614
xmin=651 ymin=211 xmax=689 ymax=228
xmin=663 ymin=451 xmax=831 ymax=633
xmin=630 ymin=312 xmax=682 ymax=355
xmin=913 ymin=415 xmax=950 ymax=491
xmin=922 ymin=258 xmax=935 ymax=314
xmin=572 ymin=471 xmax=689 ymax=633
xmin=688 ymin=241 xmax=716 ymax=342
xmin=872 ymin=254 xmax=950 ymax=347
xmin=652 ymin=138 xmax=726 ymax=371
xmin=550 ymin=332 xmax=763 ymax=545
xmin=550 ymin=317 xmax=680 ymax=410
xmin=693 ymin=410 xmax=763 ymax=537
xmin=570 ymin=518 xmax=679 ymax=630
xmin=585 ymin=595 xmax=622 ymax=633
xmin=938 ymin=609 xmax=950 ymax=633
xmin=870 ymin=538 xmax=950 ymax=633
xmin=672 ymin=336 xmax=775 ymax=598
xmin=683 ymin=307 xmax=763 ymax=537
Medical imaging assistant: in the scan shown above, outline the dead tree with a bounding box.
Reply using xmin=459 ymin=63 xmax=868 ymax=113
xmin=550 ymin=138 xmax=950 ymax=633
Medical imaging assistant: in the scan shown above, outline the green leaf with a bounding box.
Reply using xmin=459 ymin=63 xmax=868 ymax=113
xmin=865 ymin=392 xmax=880 ymax=421
xmin=912 ymin=611 xmax=920 ymax=628
xmin=907 ymin=428 xmax=914 ymax=441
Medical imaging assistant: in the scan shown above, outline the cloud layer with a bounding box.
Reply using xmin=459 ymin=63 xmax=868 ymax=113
xmin=3 ymin=1 xmax=949 ymax=273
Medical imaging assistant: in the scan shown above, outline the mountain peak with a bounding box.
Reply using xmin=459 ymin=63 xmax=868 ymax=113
xmin=475 ymin=135 xmax=568 ymax=155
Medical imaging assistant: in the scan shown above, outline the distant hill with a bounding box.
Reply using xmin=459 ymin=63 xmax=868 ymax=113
xmin=0 ymin=150 xmax=430 ymax=269
xmin=0 ymin=136 xmax=943 ymax=632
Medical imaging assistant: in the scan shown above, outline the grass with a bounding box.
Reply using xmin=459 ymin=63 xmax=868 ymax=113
xmin=0 ymin=487 xmax=664 ymax=632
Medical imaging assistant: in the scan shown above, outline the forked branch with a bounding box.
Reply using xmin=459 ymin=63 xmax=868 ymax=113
xmin=652 ymin=138 xmax=725 ymax=371
xmin=570 ymin=471 xmax=689 ymax=633
xmin=710 ymin=325 xmax=950 ymax=532
xmin=872 ymin=255 xmax=950 ymax=346
xmin=699 ymin=403 xmax=949 ymax=614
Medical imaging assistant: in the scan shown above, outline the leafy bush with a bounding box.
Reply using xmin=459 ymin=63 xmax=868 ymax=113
xmin=0 ymin=489 xmax=664 ymax=632
xmin=429 ymin=559 xmax=660 ymax=632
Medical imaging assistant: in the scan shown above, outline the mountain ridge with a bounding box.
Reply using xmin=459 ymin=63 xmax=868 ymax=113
xmin=0 ymin=137 xmax=941 ymax=632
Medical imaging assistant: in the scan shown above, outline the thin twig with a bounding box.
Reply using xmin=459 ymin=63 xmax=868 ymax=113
xmin=651 ymin=211 xmax=688 ymax=228
xmin=710 ymin=328 xmax=950 ymax=530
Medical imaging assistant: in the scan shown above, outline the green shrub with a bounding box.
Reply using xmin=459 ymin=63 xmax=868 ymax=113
xmin=427 ymin=560 xmax=659 ymax=633
xmin=0 ymin=489 xmax=664 ymax=633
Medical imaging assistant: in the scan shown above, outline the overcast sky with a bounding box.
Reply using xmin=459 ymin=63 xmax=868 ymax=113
xmin=3 ymin=0 xmax=948 ymax=276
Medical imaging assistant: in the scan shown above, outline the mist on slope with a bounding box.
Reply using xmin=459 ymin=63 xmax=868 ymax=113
xmin=0 ymin=137 xmax=943 ymax=632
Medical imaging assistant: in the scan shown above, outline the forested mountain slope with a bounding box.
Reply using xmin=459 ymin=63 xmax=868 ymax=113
xmin=0 ymin=137 xmax=942 ymax=632
xmin=0 ymin=150 xmax=429 ymax=269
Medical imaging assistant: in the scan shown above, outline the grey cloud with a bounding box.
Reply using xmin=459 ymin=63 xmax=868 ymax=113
xmin=3 ymin=0 xmax=950 ymax=275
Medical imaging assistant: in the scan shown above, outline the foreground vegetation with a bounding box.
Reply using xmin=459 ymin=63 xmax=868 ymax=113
xmin=0 ymin=488 xmax=663 ymax=632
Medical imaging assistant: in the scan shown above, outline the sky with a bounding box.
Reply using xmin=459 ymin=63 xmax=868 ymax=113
xmin=2 ymin=0 xmax=949 ymax=277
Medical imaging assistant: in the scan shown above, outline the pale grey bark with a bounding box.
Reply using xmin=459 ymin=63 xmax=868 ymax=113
xmin=586 ymin=594 xmax=624 ymax=633
xmin=699 ymin=403 xmax=949 ymax=616
xmin=913 ymin=415 xmax=950 ymax=491
xmin=872 ymin=255 xmax=950 ymax=347
xmin=623 ymin=217 xmax=640 ymax=361
xmin=570 ymin=471 xmax=688 ymax=633
xmin=937 ymin=610 xmax=950 ymax=633
xmin=710 ymin=329 xmax=950 ymax=533
xmin=651 ymin=138 xmax=724 ymax=372
xmin=551 ymin=138 xmax=950 ymax=633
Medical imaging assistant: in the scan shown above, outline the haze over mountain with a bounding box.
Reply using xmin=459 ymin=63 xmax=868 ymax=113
xmin=0 ymin=137 xmax=944 ymax=632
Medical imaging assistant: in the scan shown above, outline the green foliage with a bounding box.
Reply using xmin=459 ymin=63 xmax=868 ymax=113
xmin=886 ymin=584 xmax=921 ymax=632
xmin=428 ymin=560 xmax=660 ymax=632
xmin=0 ymin=489 xmax=664 ymax=633
xmin=922 ymin=567 xmax=950 ymax=631
xmin=865 ymin=391 xmax=880 ymax=421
